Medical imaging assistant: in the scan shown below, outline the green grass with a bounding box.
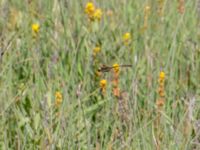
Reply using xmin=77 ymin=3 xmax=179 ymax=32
xmin=0 ymin=0 xmax=200 ymax=149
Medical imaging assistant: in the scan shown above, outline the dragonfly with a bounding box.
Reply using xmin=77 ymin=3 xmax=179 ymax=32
xmin=98 ymin=64 xmax=132 ymax=73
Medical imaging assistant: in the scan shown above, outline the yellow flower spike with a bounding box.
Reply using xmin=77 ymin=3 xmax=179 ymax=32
xmin=100 ymin=79 xmax=107 ymax=89
xmin=55 ymin=91 xmax=63 ymax=107
xmin=93 ymin=46 xmax=101 ymax=55
xmin=113 ymin=63 xmax=120 ymax=74
xmin=32 ymin=23 xmax=40 ymax=34
xmin=100 ymin=79 xmax=107 ymax=95
xmin=156 ymin=98 xmax=165 ymax=107
xmin=93 ymin=8 xmax=103 ymax=21
xmin=159 ymin=71 xmax=165 ymax=80
xmin=55 ymin=91 xmax=62 ymax=99
xmin=85 ymin=2 xmax=95 ymax=15
xmin=85 ymin=2 xmax=103 ymax=22
xmin=113 ymin=87 xmax=120 ymax=97
xmin=123 ymin=32 xmax=131 ymax=45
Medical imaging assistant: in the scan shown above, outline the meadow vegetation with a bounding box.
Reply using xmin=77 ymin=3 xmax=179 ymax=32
xmin=0 ymin=0 xmax=200 ymax=149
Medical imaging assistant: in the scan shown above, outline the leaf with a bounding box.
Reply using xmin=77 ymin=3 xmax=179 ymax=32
xmin=18 ymin=117 xmax=30 ymax=128
xmin=85 ymin=100 xmax=106 ymax=115
xmin=46 ymin=91 xmax=52 ymax=108
xmin=78 ymin=63 xmax=83 ymax=78
xmin=34 ymin=113 xmax=40 ymax=130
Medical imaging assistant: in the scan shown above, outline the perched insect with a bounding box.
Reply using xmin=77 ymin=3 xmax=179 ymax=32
xmin=98 ymin=65 xmax=132 ymax=73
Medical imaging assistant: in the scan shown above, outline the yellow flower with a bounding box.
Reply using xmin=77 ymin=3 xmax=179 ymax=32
xmin=159 ymin=71 xmax=165 ymax=80
xmin=123 ymin=32 xmax=131 ymax=45
xmin=100 ymin=79 xmax=107 ymax=89
xmin=113 ymin=63 xmax=120 ymax=74
xmin=93 ymin=8 xmax=102 ymax=21
xmin=32 ymin=23 xmax=40 ymax=34
xmin=85 ymin=2 xmax=95 ymax=15
xmin=93 ymin=46 xmax=101 ymax=56
xmin=85 ymin=2 xmax=103 ymax=21
xmin=100 ymin=79 xmax=107 ymax=95
xmin=55 ymin=91 xmax=62 ymax=106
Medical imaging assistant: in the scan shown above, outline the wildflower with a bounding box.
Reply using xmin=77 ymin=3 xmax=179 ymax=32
xmin=93 ymin=46 xmax=101 ymax=53
xmin=112 ymin=63 xmax=120 ymax=97
xmin=158 ymin=87 xmax=165 ymax=97
xmin=156 ymin=98 xmax=165 ymax=107
xmin=93 ymin=46 xmax=101 ymax=56
xmin=159 ymin=71 xmax=165 ymax=80
xmin=100 ymin=79 xmax=107 ymax=94
xmin=32 ymin=23 xmax=40 ymax=34
xmin=93 ymin=8 xmax=103 ymax=21
xmin=85 ymin=2 xmax=95 ymax=15
xmin=155 ymin=71 xmax=166 ymax=148
xmin=85 ymin=2 xmax=103 ymax=21
xmin=112 ymin=79 xmax=119 ymax=87
xmin=113 ymin=63 xmax=120 ymax=74
xmin=123 ymin=32 xmax=131 ymax=45
xmin=100 ymin=79 xmax=107 ymax=89
xmin=113 ymin=87 xmax=120 ymax=97
xmin=85 ymin=2 xmax=96 ymax=20
xmin=156 ymin=71 xmax=166 ymax=108
xmin=55 ymin=91 xmax=62 ymax=107
xmin=32 ymin=23 xmax=40 ymax=38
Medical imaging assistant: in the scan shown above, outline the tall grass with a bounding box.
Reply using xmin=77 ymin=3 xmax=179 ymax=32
xmin=0 ymin=0 xmax=200 ymax=149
